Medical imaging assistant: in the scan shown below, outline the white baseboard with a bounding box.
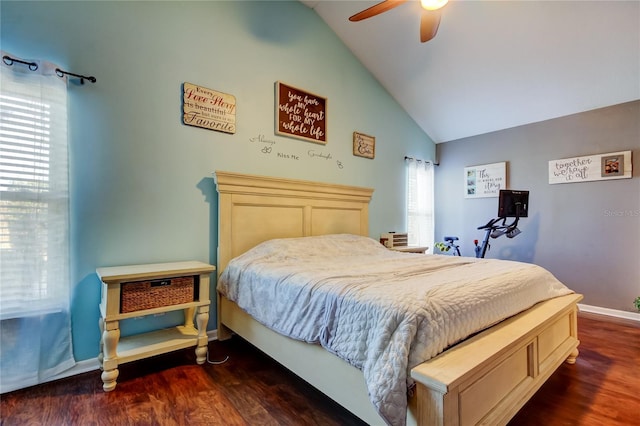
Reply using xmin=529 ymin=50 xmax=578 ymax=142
xmin=578 ymin=303 xmax=640 ymax=322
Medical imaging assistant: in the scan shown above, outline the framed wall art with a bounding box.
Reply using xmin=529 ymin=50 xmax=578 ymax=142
xmin=549 ymin=150 xmax=632 ymax=184
xmin=182 ymin=82 xmax=236 ymax=134
xmin=353 ymin=132 xmax=375 ymax=159
xmin=464 ymin=162 xmax=506 ymax=198
xmin=275 ymin=81 xmax=327 ymax=144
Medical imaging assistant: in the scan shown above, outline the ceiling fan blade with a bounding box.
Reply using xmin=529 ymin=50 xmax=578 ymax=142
xmin=349 ymin=0 xmax=409 ymax=22
xmin=420 ymin=9 xmax=442 ymax=42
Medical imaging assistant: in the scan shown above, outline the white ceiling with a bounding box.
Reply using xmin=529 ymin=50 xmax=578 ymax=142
xmin=301 ymin=0 xmax=640 ymax=143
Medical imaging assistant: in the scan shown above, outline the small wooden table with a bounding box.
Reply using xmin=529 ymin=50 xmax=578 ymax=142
xmin=96 ymin=261 xmax=215 ymax=391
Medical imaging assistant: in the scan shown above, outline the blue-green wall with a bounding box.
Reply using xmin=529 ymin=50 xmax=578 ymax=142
xmin=2 ymin=1 xmax=435 ymax=361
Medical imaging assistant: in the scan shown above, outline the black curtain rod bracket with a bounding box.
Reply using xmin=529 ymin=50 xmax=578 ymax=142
xmin=3 ymin=55 xmax=38 ymax=71
xmin=404 ymin=156 xmax=439 ymax=166
xmin=3 ymin=55 xmax=96 ymax=84
xmin=55 ymin=68 xmax=96 ymax=85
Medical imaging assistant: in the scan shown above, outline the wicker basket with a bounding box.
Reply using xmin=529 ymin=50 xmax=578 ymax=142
xmin=120 ymin=276 xmax=195 ymax=313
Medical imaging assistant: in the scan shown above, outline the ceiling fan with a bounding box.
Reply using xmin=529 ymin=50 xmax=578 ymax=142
xmin=349 ymin=0 xmax=449 ymax=43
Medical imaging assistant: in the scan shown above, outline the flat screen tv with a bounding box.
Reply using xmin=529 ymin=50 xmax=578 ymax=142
xmin=498 ymin=189 xmax=529 ymax=218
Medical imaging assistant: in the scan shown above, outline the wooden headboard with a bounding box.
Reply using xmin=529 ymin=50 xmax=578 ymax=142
xmin=214 ymin=171 xmax=374 ymax=275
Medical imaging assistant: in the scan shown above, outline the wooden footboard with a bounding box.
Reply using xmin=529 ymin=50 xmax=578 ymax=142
xmin=410 ymin=293 xmax=582 ymax=426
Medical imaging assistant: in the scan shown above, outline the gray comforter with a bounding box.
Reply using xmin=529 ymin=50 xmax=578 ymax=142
xmin=217 ymin=234 xmax=572 ymax=425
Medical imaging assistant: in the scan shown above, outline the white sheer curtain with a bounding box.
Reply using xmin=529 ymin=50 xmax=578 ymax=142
xmin=406 ymin=157 xmax=434 ymax=252
xmin=0 ymin=51 xmax=75 ymax=393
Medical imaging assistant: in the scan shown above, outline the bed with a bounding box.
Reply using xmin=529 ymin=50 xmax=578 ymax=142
xmin=214 ymin=171 xmax=582 ymax=426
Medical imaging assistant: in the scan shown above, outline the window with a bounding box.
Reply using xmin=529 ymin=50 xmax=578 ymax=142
xmin=406 ymin=158 xmax=434 ymax=252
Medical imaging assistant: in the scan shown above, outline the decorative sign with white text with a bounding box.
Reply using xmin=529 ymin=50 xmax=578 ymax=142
xmin=548 ymin=150 xmax=632 ymax=184
xmin=182 ymin=82 xmax=236 ymax=134
xmin=275 ymin=81 xmax=326 ymax=144
xmin=464 ymin=162 xmax=506 ymax=198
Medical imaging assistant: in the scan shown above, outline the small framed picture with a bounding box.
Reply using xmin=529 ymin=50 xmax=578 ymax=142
xmin=353 ymin=131 xmax=375 ymax=159
xmin=466 ymin=169 xmax=477 ymax=196
xmin=601 ymin=155 xmax=623 ymax=177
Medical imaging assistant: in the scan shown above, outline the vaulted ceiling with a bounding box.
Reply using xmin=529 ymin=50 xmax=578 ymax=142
xmin=301 ymin=0 xmax=640 ymax=143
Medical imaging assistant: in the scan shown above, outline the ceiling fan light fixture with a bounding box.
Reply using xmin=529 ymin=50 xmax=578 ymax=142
xmin=420 ymin=0 xmax=448 ymax=11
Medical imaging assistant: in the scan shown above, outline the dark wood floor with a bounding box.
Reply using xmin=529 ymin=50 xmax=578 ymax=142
xmin=1 ymin=313 xmax=638 ymax=425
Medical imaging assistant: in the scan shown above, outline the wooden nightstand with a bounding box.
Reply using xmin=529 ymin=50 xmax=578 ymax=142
xmin=96 ymin=261 xmax=215 ymax=392
xmin=390 ymin=246 xmax=429 ymax=254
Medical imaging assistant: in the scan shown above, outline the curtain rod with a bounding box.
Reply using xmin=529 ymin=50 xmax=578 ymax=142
xmin=3 ymin=55 xmax=96 ymax=84
xmin=404 ymin=156 xmax=439 ymax=166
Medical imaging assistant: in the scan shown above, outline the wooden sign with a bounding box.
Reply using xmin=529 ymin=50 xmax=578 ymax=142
xmin=275 ymin=81 xmax=326 ymax=144
xmin=182 ymin=82 xmax=236 ymax=134
xmin=549 ymin=150 xmax=632 ymax=184
xmin=464 ymin=162 xmax=506 ymax=198
xmin=353 ymin=132 xmax=375 ymax=159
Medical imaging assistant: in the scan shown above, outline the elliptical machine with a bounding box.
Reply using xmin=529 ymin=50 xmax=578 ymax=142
xmin=440 ymin=190 xmax=529 ymax=258
xmin=474 ymin=189 xmax=528 ymax=258
xmin=473 ymin=216 xmax=522 ymax=258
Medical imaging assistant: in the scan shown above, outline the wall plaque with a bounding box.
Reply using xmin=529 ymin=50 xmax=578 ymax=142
xmin=182 ymin=82 xmax=236 ymax=134
xmin=275 ymin=81 xmax=326 ymax=144
xmin=549 ymin=150 xmax=632 ymax=184
xmin=464 ymin=162 xmax=507 ymax=198
xmin=353 ymin=132 xmax=375 ymax=159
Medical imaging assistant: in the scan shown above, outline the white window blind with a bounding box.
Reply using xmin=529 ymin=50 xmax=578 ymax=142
xmin=0 ymin=56 xmax=69 ymax=320
xmin=406 ymin=157 xmax=434 ymax=252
